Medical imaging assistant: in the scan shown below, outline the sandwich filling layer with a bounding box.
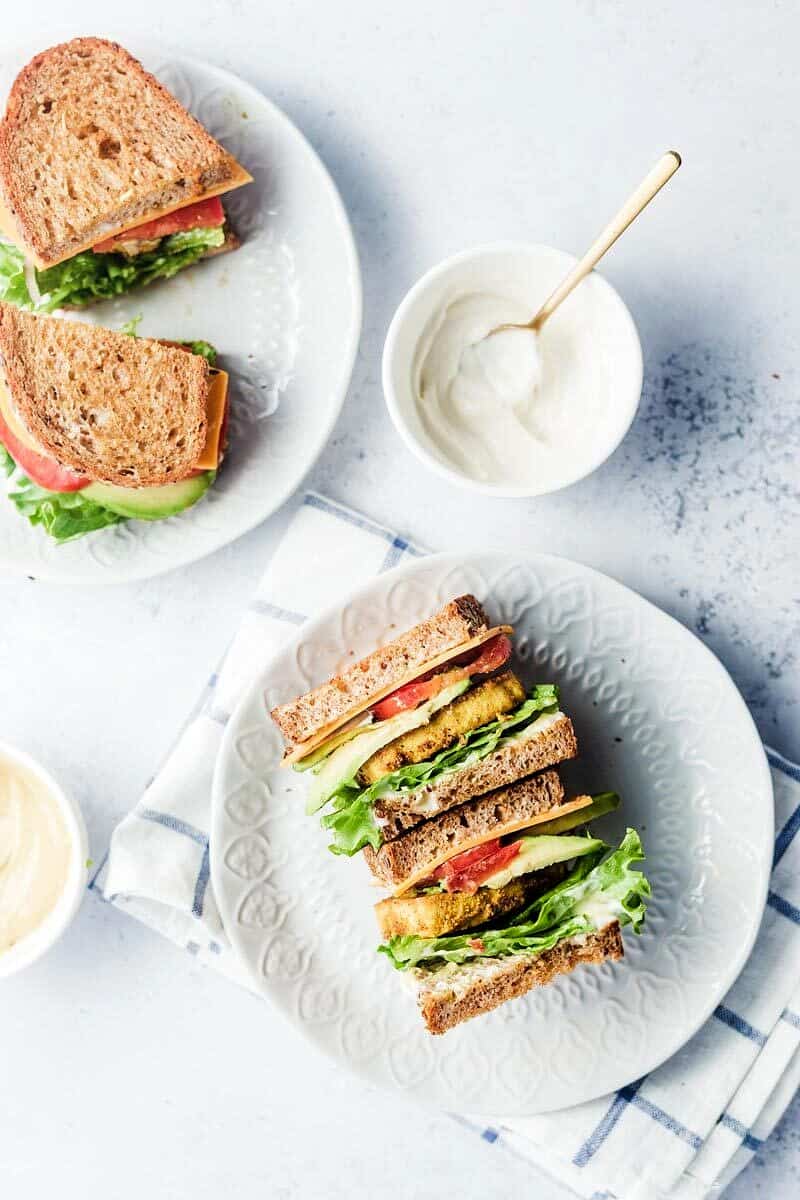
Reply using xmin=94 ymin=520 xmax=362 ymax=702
xmin=305 ymin=676 xmax=565 ymax=855
xmin=379 ymin=828 xmax=649 ymax=972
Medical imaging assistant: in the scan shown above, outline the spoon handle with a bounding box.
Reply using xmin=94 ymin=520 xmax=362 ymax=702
xmin=531 ymin=150 xmax=681 ymax=331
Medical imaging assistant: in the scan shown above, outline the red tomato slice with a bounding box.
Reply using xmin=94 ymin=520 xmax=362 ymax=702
xmin=370 ymin=633 xmax=512 ymax=721
xmin=0 ymin=409 xmax=89 ymax=491
xmin=433 ymin=838 xmax=521 ymax=894
xmin=93 ymin=196 xmax=226 ymax=252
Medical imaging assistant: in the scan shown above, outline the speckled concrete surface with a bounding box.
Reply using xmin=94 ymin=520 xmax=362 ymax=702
xmin=1 ymin=3 xmax=798 ymax=1198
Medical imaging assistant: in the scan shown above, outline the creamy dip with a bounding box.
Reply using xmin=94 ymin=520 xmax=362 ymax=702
xmin=413 ymin=291 xmax=608 ymax=489
xmin=0 ymin=755 xmax=71 ymax=956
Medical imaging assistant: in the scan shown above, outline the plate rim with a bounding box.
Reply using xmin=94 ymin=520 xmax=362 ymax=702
xmin=0 ymin=53 xmax=363 ymax=585
xmin=211 ymin=548 xmax=773 ymax=1114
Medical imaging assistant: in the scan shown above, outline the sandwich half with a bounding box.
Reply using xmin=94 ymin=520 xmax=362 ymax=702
xmin=0 ymin=304 xmax=229 ymax=540
xmin=0 ymin=38 xmax=252 ymax=311
xmin=377 ymin=816 xmax=649 ymax=1034
xmin=270 ymin=595 xmax=577 ymax=855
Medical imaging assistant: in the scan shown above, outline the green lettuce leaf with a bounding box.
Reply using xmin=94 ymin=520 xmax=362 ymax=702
xmin=0 ymin=242 xmax=34 ymax=308
xmin=379 ymin=828 xmax=649 ymax=970
xmin=4 ymin=467 xmax=123 ymax=542
xmin=34 ymin=226 xmax=225 ymax=311
xmin=184 ymin=340 xmax=218 ymax=366
xmin=321 ymin=684 xmax=560 ymax=856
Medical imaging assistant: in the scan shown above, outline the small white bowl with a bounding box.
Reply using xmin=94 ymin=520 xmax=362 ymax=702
xmin=0 ymin=742 xmax=88 ymax=978
xmin=382 ymin=242 xmax=643 ymax=498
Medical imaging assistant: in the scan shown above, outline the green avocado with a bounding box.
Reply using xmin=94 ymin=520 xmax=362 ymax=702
xmin=83 ymin=472 xmax=214 ymax=520
xmin=532 ymin=791 xmax=621 ymax=837
xmin=481 ymin=834 xmax=605 ymax=890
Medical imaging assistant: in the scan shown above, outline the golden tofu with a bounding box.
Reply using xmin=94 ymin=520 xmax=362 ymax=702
xmin=359 ymin=670 xmax=525 ymax=786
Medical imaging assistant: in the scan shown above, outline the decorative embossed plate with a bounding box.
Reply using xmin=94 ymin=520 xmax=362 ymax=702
xmin=211 ymin=552 xmax=772 ymax=1115
xmin=0 ymin=52 xmax=361 ymax=582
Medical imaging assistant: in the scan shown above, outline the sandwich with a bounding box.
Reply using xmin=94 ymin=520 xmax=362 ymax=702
xmin=0 ymin=304 xmax=229 ymax=541
xmin=370 ymin=776 xmax=648 ymax=1033
xmin=0 ymin=38 xmax=252 ymax=312
xmin=270 ymin=595 xmax=579 ymax=855
xmin=270 ymin=594 xmax=651 ymax=1035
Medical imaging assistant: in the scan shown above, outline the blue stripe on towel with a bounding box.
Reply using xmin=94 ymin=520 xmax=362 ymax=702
xmin=720 ymin=1113 xmax=763 ymax=1151
xmin=767 ymin=747 xmax=800 ymax=784
xmin=773 ymin=800 xmax=800 ymax=867
xmin=782 ymin=1009 xmax=800 ymax=1030
xmin=192 ymin=844 xmax=211 ymax=918
xmin=250 ymin=599 xmax=307 ymax=625
xmin=304 ymin=493 xmax=396 ymax=544
xmin=768 ymin=890 xmax=800 ymax=925
xmin=573 ymin=1079 xmax=644 ymax=1166
xmin=381 ymin=534 xmax=409 ymax=572
xmin=714 ymin=1004 xmax=768 ymax=1046
xmin=481 ymin=1127 xmax=499 ymax=1143
xmin=138 ymin=808 xmax=208 ymax=847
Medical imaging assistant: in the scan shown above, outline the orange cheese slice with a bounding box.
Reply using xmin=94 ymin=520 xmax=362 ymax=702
xmin=0 ymin=164 xmax=252 ymax=269
xmin=0 ymin=375 xmax=44 ymax=453
xmin=282 ymin=625 xmax=515 ymax=765
xmin=194 ymin=368 xmax=229 ymax=470
xmin=391 ymin=795 xmax=596 ymax=897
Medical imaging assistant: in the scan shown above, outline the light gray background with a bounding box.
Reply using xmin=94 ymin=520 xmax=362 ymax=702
xmin=2 ymin=3 xmax=798 ymax=1197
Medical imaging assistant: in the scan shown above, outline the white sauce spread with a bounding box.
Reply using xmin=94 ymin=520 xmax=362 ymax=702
xmin=413 ymin=291 xmax=609 ymax=489
xmin=0 ymin=756 xmax=71 ymax=956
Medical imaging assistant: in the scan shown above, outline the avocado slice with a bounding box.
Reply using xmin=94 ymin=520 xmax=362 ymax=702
xmin=531 ymin=791 xmax=621 ymax=837
xmin=83 ymin=472 xmax=213 ymax=520
xmin=481 ymin=834 xmax=605 ymax=890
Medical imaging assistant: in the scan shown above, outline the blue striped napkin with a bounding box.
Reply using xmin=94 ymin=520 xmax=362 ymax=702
xmin=96 ymin=492 xmax=800 ymax=1200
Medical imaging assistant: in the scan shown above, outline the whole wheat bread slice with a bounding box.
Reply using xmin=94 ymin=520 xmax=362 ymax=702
xmin=364 ymin=770 xmax=565 ymax=891
xmin=373 ymin=713 xmax=578 ymax=840
xmin=374 ymin=862 xmax=568 ymax=940
xmin=271 ymin=595 xmax=492 ymax=752
xmin=414 ymin=922 xmax=624 ymax=1034
xmin=0 ymin=303 xmax=209 ymax=486
xmin=0 ymin=38 xmax=251 ymax=267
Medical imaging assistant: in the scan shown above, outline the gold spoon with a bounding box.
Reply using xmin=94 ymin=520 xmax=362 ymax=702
xmin=490 ymin=150 xmax=681 ymax=337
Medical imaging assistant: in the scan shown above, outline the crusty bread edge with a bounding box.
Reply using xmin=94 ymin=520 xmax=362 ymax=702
xmin=416 ymin=922 xmax=624 ymax=1034
xmin=0 ymin=37 xmax=252 ymax=267
xmin=271 ymin=595 xmax=497 ymax=754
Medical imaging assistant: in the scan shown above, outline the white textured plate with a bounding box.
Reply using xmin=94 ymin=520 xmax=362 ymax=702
xmin=0 ymin=52 xmax=361 ymax=583
xmin=211 ymin=552 xmax=772 ymax=1116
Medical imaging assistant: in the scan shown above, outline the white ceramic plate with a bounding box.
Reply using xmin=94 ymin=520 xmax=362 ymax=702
xmin=0 ymin=53 xmax=361 ymax=583
xmin=211 ymin=552 xmax=772 ymax=1116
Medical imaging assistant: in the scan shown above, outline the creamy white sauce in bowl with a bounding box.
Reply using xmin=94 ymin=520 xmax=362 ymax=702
xmin=0 ymin=743 xmax=87 ymax=977
xmin=383 ymin=243 xmax=643 ymax=497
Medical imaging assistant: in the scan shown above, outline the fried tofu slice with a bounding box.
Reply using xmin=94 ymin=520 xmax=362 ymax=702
xmin=374 ymin=863 xmax=567 ymax=939
xmin=359 ymin=670 xmax=526 ymax=786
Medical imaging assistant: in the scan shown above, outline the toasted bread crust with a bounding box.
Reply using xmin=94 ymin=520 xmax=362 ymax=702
xmin=364 ymin=770 xmax=565 ymax=889
xmin=373 ymin=714 xmax=578 ymax=840
xmin=373 ymin=863 xmax=568 ymax=940
xmin=0 ymin=303 xmax=209 ymax=486
xmin=415 ymin=923 xmax=624 ymax=1034
xmin=0 ymin=38 xmax=248 ymax=266
xmin=271 ymin=595 xmax=491 ymax=750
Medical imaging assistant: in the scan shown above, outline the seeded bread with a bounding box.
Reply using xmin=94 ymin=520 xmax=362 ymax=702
xmin=271 ymin=595 xmax=491 ymax=751
xmin=0 ymin=303 xmax=209 ymax=486
xmin=364 ymin=770 xmax=565 ymax=891
xmin=414 ymin=922 xmax=624 ymax=1034
xmin=0 ymin=38 xmax=250 ymax=266
xmin=373 ymin=714 xmax=578 ymax=840
xmin=374 ymin=863 xmax=568 ymax=940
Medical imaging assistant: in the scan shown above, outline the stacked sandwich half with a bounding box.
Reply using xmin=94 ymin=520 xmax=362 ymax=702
xmin=271 ymin=595 xmax=650 ymax=1034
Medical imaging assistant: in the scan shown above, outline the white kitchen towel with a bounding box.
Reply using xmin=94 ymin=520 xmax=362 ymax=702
xmin=96 ymin=491 xmax=800 ymax=1200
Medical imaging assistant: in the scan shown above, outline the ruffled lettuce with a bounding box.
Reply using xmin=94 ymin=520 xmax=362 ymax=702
xmin=1 ymin=449 xmax=123 ymax=542
xmin=0 ymin=227 xmax=225 ymax=312
xmin=321 ymin=684 xmax=560 ymax=856
xmin=379 ymin=828 xmax=649 ymax=970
